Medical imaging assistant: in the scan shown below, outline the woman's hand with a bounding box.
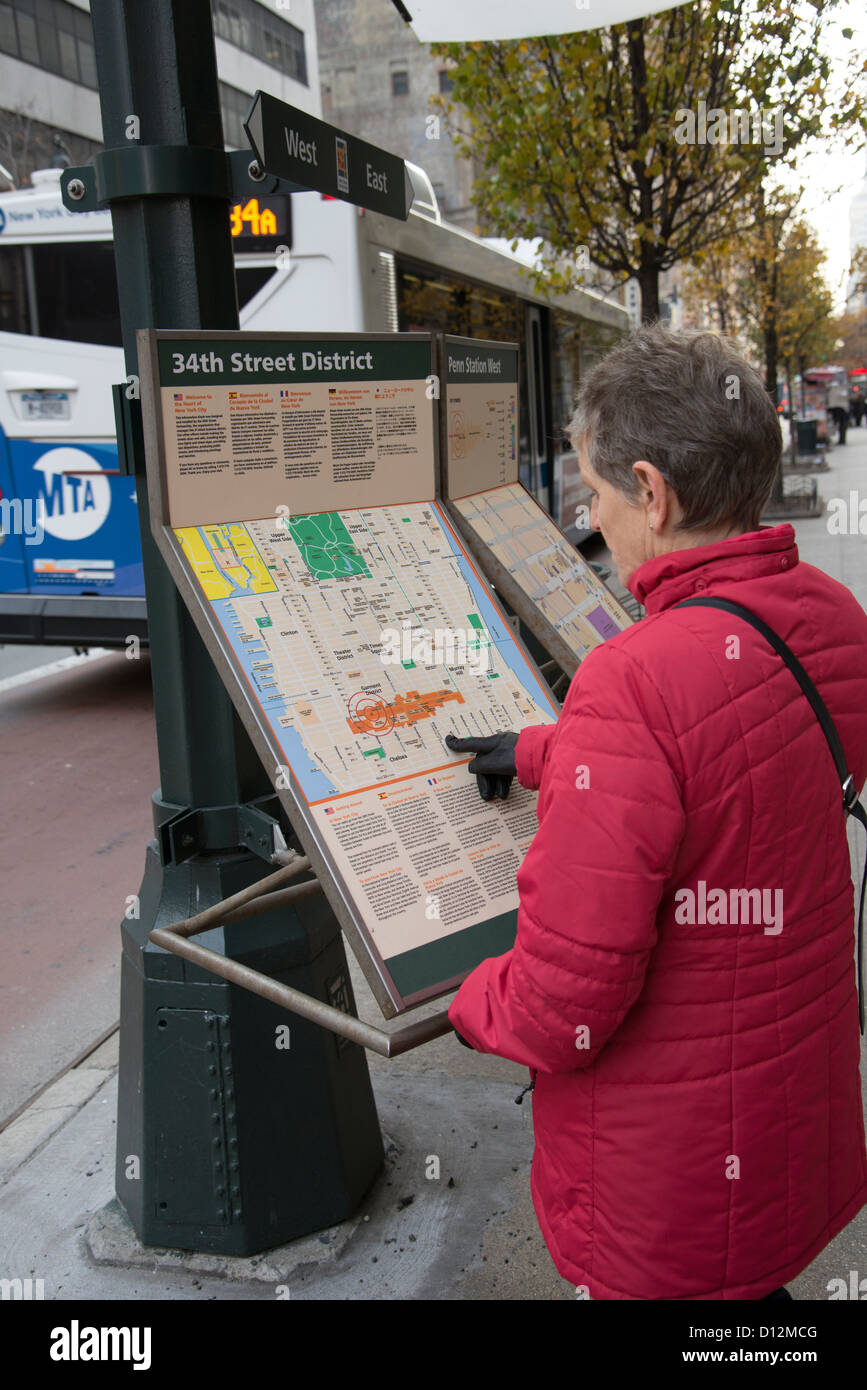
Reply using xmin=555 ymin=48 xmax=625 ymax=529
xmin=445 ymin=731 xmax=519 ymax=801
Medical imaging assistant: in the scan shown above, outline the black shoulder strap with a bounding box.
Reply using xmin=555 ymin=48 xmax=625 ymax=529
xmin=676 ymin=596 xmax=866 ymax=1034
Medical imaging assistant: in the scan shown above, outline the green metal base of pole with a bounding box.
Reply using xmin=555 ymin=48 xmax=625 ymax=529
xmin=115 ymin=838 xmax=384 ymax=1257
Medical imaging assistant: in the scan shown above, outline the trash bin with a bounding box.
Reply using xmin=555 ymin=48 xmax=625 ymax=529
xmin=795 ymin=419 xmax=818 ymax=454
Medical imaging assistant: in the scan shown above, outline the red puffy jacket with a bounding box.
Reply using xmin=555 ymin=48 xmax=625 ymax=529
xmin=449 ymin=524 xmax=867 ymax=1300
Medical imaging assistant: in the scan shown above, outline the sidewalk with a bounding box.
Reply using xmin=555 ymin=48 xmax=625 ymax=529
xmin=0 ymin=974 xmax=575 ymax=1300
xmin=2 ymin=427 xmax=867 ymax=1301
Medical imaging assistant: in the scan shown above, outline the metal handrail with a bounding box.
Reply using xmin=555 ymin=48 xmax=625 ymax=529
xmin=147 ymin=853 xmax=454 ymax=1056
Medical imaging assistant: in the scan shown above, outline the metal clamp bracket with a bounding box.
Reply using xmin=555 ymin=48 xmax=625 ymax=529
xmin=61 ymin=147 xmax=306 ymax=213
xmin=112 ymin=388 xmax=143 ymax=477
xmin=158 ymin=798 xmax=286 ymax=866
xmin=148 ymin=853 xmax=454 ymax=1057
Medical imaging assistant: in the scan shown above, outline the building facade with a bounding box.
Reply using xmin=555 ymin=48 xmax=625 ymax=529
xmin=315 ymin=0 xmax=476 ymax=229
xmin=0 ymin=0 xmax=321 ymax=188
xmin=846 ymin=155 xmax=867 ymax=313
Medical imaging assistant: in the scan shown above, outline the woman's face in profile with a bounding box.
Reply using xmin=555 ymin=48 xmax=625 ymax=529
xmin=577 ymin=442 xmax=649 ymax=586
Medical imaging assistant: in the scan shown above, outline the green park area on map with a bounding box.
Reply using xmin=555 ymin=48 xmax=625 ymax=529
xmin=286 ymin=512 xmax=371 ymax=581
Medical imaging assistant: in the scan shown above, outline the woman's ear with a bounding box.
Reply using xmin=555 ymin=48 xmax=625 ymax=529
xmin=632 ymin=460 xmax=670 ymax=529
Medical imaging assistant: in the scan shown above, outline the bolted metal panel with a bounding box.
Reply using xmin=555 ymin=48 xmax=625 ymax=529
xmin=152 ymin=1009 xmax=237 ymax=1227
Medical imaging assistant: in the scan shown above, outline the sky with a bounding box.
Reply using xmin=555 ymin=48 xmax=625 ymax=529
xmin=786 ymin=0 xmax=867 ymax=310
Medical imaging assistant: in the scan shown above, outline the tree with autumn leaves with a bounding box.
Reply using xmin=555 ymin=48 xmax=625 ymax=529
xmin=434 ymin=1 xmax=864 ymax=325
xmin=684 ymin=191 xmax=837 ymax=483
xmin=689 ymin=190 xmax=835 ymax=386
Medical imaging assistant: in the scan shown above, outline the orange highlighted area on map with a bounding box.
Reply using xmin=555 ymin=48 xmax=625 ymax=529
xmin=346 ymin=688 xmax=465 ymax=735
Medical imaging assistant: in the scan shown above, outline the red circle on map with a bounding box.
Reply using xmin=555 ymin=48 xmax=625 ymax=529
xmin=347 ymin=692 xmax=394 ymax=734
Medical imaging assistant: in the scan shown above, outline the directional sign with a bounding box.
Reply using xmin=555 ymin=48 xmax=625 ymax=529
xmin=245 ymin=91 xmax=413 ymax=222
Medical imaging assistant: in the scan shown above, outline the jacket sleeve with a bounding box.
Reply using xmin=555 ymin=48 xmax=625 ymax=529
xmin=515 ymin=723 xmax=558 ymax=790
xmin=448 ymin=642 xmax=686 ymax=1072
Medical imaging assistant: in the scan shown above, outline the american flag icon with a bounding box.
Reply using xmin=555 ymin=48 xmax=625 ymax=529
xmin=324 ymin=806 xmax=334 ymax=815
xmin=173 ymin=393 xmax=183 ymax=400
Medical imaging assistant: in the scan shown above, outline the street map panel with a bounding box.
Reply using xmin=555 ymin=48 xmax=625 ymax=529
xmin=175 ymin=498 xmax=557 ymax=1002
xmin=454 ymin=482 xmax=632 ymax=661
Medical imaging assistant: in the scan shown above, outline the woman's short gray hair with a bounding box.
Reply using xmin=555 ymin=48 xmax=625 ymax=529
xmin=569 ymin=324 xmax=782 ymax=532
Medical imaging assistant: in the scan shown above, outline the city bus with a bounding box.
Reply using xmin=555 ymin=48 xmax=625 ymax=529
xmin=0 ymin=164 xmax=628 ymax=647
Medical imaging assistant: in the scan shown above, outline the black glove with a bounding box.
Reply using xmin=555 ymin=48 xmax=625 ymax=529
xmin=453 ymin=1027 xmax=474 ymax=1050
xmin=445 ymin=731 xmax=519 ymax=801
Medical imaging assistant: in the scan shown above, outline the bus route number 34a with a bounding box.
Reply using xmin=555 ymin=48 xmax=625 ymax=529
xmin=230 ymin=198 xmax=277 ymax=239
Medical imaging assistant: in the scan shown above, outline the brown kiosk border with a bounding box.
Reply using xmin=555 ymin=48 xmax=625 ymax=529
xmin=139 ymin=328 xmax=556 ymax=1049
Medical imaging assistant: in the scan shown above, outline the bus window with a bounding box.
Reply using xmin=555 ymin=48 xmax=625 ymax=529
xmin=395 ymin=264 xmax=466 ymax=333
xmin=395 ymin=260 xmax=522 ymax=344
xmin=551 ymin=309 xmax=584 ymax=534
xmin=235 ymin=265 xmax=277 ymax=310
xmin=0 ymin=245 xmax=34 ymax=335
xmin=32 ymin=242 xmax=122 ymax=346
xmin=517 ymin=340 xmax=532 ymax=495
xmin=525 ymin=305 xmax=551 ymax=509
xmin=2 ymin=242 xmax=275 ymax=341
xmin=394 ymin=257 xmax=534 ymax=490
xmin=550 ymin=311 xmax=622 ymax=538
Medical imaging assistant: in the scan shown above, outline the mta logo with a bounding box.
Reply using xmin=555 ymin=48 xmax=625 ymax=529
xmin=33 ymin=447 xmax=111 ymax=541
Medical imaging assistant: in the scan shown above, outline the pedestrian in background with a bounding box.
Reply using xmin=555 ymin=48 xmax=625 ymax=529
xmin=827 ymin=372 xmax=850 ymax=443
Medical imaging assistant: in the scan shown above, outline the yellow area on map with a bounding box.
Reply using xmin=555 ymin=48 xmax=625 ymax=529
xmin=174 ymin=522 xmax=277 ymax=600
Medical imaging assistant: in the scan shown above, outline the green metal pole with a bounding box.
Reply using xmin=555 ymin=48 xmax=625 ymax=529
xmin=84 ymin=0 xmax=382 ymax=1254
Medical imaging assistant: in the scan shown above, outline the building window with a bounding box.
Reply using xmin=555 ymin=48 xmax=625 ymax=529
xmin=0 ymin=0 xmax=98 ymax=90
xmin=391 ymin=70 xmax=409 ymax=97
xmin=0 ymin=0 xmax=307 ymax=93
xmin=219 ymin=81 xmax=254 ymax=150
xmin=212 ymin=0 xmax=307 ymax=86
xmin=438 ymin=70 xmax=454 ymax=94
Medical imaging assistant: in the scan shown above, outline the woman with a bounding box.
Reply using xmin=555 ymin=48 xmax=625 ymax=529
xmin=445 ymin=324 xmax=867 ymax=1300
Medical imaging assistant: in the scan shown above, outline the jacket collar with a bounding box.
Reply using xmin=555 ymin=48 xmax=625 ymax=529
xmin=627 ymin=524 xmax=799 ymax=615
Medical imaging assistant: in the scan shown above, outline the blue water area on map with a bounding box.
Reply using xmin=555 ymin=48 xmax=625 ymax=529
xmin=215 ymin=598 xmax=341 ymax=800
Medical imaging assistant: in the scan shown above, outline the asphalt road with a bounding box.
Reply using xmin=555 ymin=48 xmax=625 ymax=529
xmin=0 ymin=647 xmax=158 ymax=1125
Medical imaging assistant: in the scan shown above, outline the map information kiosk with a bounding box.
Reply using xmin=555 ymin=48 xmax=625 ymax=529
xmin=139 ymin=330 xmax=558 ymax=1019
xmin=440 ymin=336 xmax=632 ymax=678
